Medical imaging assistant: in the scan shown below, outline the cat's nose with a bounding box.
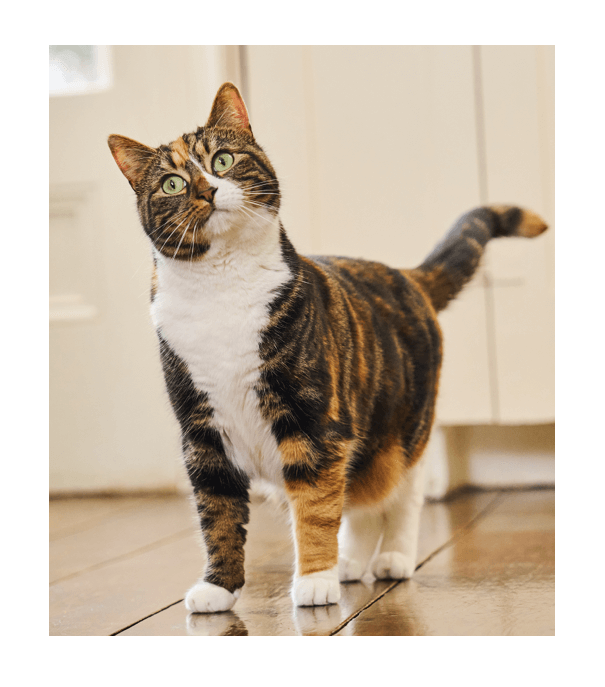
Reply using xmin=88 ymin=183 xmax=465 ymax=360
xmin=195 ymin=184 xmax=217 ymax=204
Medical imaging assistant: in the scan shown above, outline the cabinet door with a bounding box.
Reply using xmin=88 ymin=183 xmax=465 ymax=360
xmin=480 ymin=46 xmax=555 ymax=423
xmin=246 ymin=45 xmax=492 ymax=423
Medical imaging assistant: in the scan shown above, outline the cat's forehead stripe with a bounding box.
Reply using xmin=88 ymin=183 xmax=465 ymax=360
xmin=170 ymin=137 xmax=190 ymax=168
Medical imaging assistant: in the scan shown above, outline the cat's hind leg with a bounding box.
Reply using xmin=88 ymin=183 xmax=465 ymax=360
xmin=338 ymin=508 xmax=383 ymax=582
xmin=372 ymin=458 xmax=425 ymax=580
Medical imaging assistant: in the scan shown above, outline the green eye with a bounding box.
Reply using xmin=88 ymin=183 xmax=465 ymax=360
xmin=213 ymin=152 xmax=234 ymax=173
xmin=162 ymin=176 xmax=186 ymax=194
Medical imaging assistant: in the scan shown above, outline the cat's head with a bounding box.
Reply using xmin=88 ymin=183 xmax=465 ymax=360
xmin=108 ymin=83 xmax=280 ymax=261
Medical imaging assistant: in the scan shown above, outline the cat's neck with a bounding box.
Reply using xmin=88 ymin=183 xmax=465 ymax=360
xmin=150 ymin=211 xmax=296 ymax=373
xmin=153 ymin=211 xmax=291 ymax=292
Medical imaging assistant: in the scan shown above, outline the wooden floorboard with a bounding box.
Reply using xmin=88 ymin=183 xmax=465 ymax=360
xmin=49 ymin=489 xmax=554 ymax=636
xmin=334 ymin=490 xmax=555 ymax=635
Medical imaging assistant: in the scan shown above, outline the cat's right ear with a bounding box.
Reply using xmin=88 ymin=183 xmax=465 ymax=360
xmin=205 ymin=83 xmax=252 ymax=134
xmin=108 ymin=134 xmax=156 ymax=191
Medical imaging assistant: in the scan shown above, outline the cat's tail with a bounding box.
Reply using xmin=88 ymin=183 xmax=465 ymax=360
xmin=409 ymin=205 xmax=548 ymax=312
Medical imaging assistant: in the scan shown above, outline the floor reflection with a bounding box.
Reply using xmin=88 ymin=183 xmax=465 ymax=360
xmin=187 ymin=611 xmax=248 ymax=636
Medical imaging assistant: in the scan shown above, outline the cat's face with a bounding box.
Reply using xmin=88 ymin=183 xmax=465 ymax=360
xmin=108 ymin=83 xmax=280 ymax=261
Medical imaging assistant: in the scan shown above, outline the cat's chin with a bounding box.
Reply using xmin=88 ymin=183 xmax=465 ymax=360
xmin=205 ymin=209 xmax=235 ymax=236
xmin=205 ymin=206 xmax=279 ymax=243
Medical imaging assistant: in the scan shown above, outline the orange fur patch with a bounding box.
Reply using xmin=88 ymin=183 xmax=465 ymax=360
xmin=345 ymin=439 xmax=405 ymax=507
xmin=170 ymin=137 xmax=189 ymax=168
xmin=283 ymin=447 xmax=348 ymax=576
xmin=279 ymin=435 xmax=316 ymax=469
xmin=518 ymin=209 xmax=549 ymax=237
xmin=150 ymin=263 xmax=158 ymax=300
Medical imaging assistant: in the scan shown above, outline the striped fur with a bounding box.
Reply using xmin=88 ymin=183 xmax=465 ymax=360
xmin=108 ymin=82 xmax=548 ymax=612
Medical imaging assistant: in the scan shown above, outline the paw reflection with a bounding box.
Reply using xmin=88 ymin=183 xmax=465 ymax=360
xmin=293 ymin=601 xmax=341 ymax=635
xmin=186 ymin=611 xmax=248 ymax=636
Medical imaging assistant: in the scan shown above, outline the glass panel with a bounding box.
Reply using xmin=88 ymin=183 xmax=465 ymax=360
xmin=49 ymin=45 xmax=112 ymax=96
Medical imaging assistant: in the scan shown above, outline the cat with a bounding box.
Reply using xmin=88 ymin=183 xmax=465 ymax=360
xmin=108 ymin=82 xmax=548 ymax=613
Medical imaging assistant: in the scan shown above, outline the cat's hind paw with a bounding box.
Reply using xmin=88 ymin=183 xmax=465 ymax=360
xmin=292 ymin=567 xmax=341 ymax=606
xmin=184 ymin=581 xmax=240 ymax=613
xmin=372 ymin=552 xmax=416 ymax=580
xmin=338 ymin=556 xmax=365 ymax=582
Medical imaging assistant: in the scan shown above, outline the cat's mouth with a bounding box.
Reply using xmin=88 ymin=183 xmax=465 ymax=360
xmin=151 ymin=209 xmax=214 ymax=260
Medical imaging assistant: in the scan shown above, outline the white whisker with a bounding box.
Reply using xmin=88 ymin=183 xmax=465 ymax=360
xmin=238 ymin=206 xmax=265 ymax=230
xmin=242 ymin=204 xmax=276 ymax=223
xmin=172 ymin=218 xmax=193 ymax=260
xmin=149 ymin=208 xmax=189 ymax=236
xmin=243 ymin=181 xmax=278 ymax=192
xmin=245 ymin=200 xmax=277 ymax=211
xmin=189 ymin=219 xmax=199 ymax=265
xmin=160 ymin=214 xmax=190 ymax=252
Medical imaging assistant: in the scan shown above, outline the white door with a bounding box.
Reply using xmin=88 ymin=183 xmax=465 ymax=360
xmin=49 ymin=46 xmax=241 ymax=493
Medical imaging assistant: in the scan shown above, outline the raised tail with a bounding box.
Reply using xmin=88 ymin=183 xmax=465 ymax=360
xmin=410 ymin=205 xmax=548 ymax=312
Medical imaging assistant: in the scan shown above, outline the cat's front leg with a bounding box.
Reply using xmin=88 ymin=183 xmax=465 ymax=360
xmin=282 ymin=443 xmax=346 ymax=607
xmin=183 ymin=440 xmax=250 ymax=614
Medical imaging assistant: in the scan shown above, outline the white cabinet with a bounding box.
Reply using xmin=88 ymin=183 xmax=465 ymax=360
xmin=245 ymin=45 xmax=554 ymax=426
xmin=480 ymin=46 xmax=555 ymax=423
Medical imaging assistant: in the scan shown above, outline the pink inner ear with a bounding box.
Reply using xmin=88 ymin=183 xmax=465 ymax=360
xmin=115 ymin=152 xmax=131 ymax=175
xmin=230 ymin=92 xmax=249 ymax=127
xmin=110 ymin=146 xmax=131 ymax=175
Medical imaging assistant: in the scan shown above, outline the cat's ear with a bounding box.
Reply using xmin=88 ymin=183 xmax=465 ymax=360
xmin=108 ymin=134 xmax=156 ymax=191
xmin=205 ymin=82 xmax=252 ymax=134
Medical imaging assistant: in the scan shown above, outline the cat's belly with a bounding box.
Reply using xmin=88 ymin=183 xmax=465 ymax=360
xmin=150 ymin=284 xmax=285 ymax=486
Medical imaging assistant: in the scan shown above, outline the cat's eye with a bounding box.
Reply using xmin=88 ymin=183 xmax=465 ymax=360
xmin=162 ymin=176 xmax=186 ymax=194
xmin=213 ymin=152 xmax=234 ymax=173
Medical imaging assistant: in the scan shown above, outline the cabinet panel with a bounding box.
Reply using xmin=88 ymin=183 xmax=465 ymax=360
xmin=490 ymin=284 xmax=555 ymax=423
xmin=246 ymin=46 xmax=491 ymax=423
xmin=244 ymin=46 xmax=316 ymax=255
xmin=480 ymin=46 xmax=555 ymax=422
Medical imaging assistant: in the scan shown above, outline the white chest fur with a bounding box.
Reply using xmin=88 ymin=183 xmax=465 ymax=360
xmin=150 ymin=221 xmax=291 ymax=485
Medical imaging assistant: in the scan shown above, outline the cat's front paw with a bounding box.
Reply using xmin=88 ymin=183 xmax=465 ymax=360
xmin=372 ymin=552 xmax=416 ymax=580
xmin=184 ymin=581 xmax=240 ymax=613
xmin=292 ymin=567 xmax=340 ymax=607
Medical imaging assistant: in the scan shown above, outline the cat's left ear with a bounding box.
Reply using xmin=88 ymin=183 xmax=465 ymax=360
xmin=108 ymin=134 xmax=156 ymax=192
xmin=205 ymin=82 xmax=252 ymax=134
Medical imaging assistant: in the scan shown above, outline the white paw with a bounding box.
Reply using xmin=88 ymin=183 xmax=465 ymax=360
xmin=184 ymin=581 xmax=240 ymax=613
xmin=292 ymin=567 xmax=341 ymax=606
xmin=338 ymin=556 xmax=365 ymax=582
xmin=372 ymin=552 xmax=416 ymax=580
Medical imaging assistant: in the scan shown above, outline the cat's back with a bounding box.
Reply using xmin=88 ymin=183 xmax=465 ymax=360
xmin=303 ymin=254 xmax=437 ymax=328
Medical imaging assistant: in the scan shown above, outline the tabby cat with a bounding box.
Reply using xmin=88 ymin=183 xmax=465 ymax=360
xmin=108 ymin=82 xmax=547 ymax=613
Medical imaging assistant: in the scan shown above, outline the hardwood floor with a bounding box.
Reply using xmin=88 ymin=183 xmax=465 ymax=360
xmin=49 ymin=488 xmax=554 ymax=636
